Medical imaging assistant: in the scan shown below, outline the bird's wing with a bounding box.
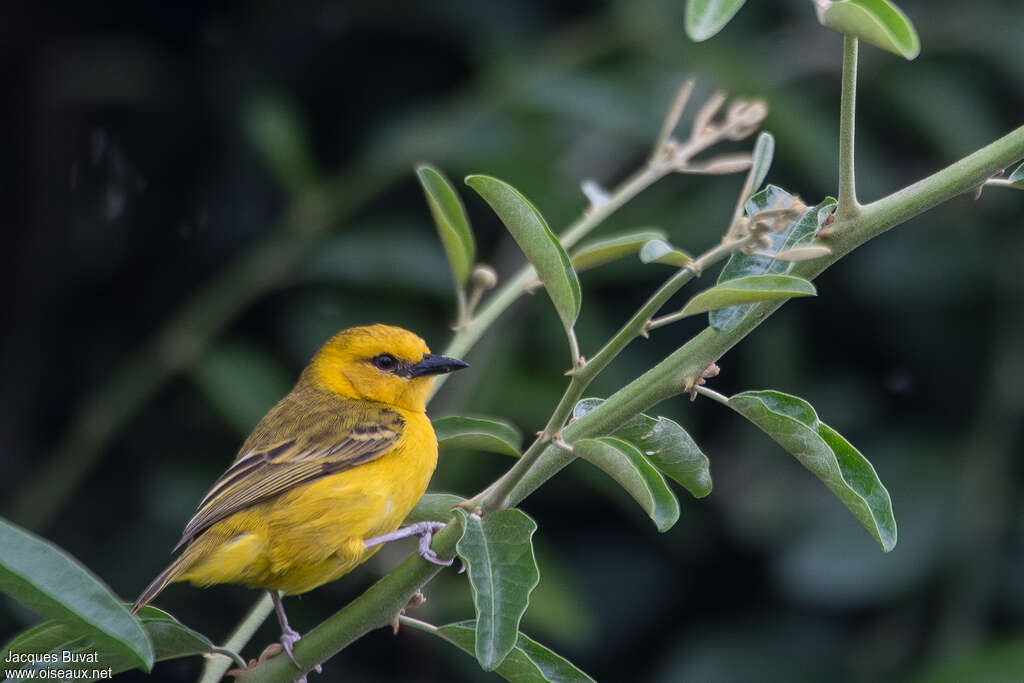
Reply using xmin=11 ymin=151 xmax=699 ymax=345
xmin=174 ymin=398 xmax=404 ymax=550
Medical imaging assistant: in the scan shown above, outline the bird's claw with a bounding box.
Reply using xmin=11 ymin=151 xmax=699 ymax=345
xmin=416 ymin=522 xmax=453 ymax=566
xmin=277 ymin=627 xmax=321 ymax=681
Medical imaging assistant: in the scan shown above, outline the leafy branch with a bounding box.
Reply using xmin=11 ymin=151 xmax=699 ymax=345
xmin=4 ymin=1 xmax=1024 ymax=682
xmin=242 ymin=88 xmax=1024 ymax=683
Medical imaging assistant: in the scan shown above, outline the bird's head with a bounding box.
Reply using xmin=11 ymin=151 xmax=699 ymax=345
xmin=305 ymin=324 xmax=468 ymax=412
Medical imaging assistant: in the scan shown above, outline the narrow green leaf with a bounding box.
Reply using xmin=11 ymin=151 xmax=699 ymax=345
xmin=405 ymin=493 xmax=465 ymax=525
xmin=466 ymin=175 xmax=582 ymax=330
xmin=433 ymin=416 xmax=522 ymax=457
xmin=436 ymin=620 xmax=595 ymax=683
xmin=455 ymin=509 xmax=541 ymax=671
xmin=679 ymin=274 xmax=816 ymax=317
xmin=573 ymin=398 xmax=711 ymax=498
xmin=574 ymin=437 xmax=681 ymax=532
xmin=2 ymin=607 xmax=218 ymax=681
xmin=416 ymin=164 xmax=476 ymax=287
xmin=639 ymin=239 xmax=692 ymax=267
xmin=710 ymin=186 xmax=835 ymax=332
xmin=569 ymin=230 xmax=666 ymax=272
xmin=727 ymin=390 xmax=897 ymax=551
xmin=1008 ymin=161 xmax=1024 ymax=188
xmin=242 ymin=93 xmax=316 ymax=193
xmin=746 ymin=131 xmax=775 ymax=200
xmin=135 ymin=606 xmax=218 ymax=662
xmin=685 ymin=0 xmax=748 ymax=41
xmin=816 ymin=0 xmax=920 ymax=60
xmin=0 ymin=518 xmax=154 ymax=672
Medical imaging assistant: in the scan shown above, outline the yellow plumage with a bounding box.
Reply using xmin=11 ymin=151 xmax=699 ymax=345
xmin=131 ymin=324 xmax=467 ymax=634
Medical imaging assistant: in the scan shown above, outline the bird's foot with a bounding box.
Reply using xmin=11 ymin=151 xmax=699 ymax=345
xmin=416 ymin=522 xmax=453 ymax=567
xmin=364 ymin=521 xmax=453 ymax=566
xmin=278 ymin=626 xmax=322 ymax=681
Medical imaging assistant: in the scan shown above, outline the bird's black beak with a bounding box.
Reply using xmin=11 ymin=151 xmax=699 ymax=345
xmin=405 ymin=353 xmax=469 ymax=378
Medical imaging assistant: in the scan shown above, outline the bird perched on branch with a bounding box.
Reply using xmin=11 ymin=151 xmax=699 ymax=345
xmin=132 ymin=324 xmax=468 ymax=677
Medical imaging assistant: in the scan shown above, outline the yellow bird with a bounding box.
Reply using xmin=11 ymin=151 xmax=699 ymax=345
xmin=131 ymin=324 xmax=467 ymax=671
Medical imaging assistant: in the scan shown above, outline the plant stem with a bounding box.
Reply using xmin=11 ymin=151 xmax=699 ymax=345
xmin=198 ymin=593 xmax=274 ymax=683
xmin=645 ymin=235 xmax=758 ymax=331
xmin=241 ymin=122 xmax=1024 ymax=683
xmin=475 ymin=234 xmax=755 ymax=511
xmin=505 ymin=123 xmax=1024 ymax=507
xmin=430 ymin=162 xmax=665 ymax=398
xmin=837 ymin=35 xmax=860 ymax=219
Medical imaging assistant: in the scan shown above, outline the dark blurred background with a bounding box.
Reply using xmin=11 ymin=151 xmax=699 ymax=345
xmin=3 ymin=0 xmax=1023 ymax=681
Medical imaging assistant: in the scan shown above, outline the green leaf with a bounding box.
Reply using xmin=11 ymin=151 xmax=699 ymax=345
xmin=710 ymin=186 xmax=835 ymax=332
xmin=573 ymin=437 xmax=681 ymax=532
xmin=1008 ymin=161 xmax=1024 ymax=188
xmin=191 ymin=341 xmax=293 ymax=436
xmin=816 ymin=0 xmax=920 ymax=60
xmin=0 ymin=518 xmax=154 ymax=672
xmin=433 ymin=416 xmax=523 ymax=457
xmin=455 ymin=508 xmax=541 ymax=671
xmin=242 ymin=93 xmax=316 ymax=193
xmin=2 ymin=606 xmax=219 ymax=681
xmin=405 ymin=493 xmax=465 ymax=525
xmin=685 ymin=0 xmax=748 ymax=41
xmin=573 ymin=398 xmax=711 ymax=498
xmin=679 ymin=274 xmax=816 ymax=317
xmin=746 ymin=131 xmax=775 ymax=200
xmin=727 ymin=390 xmax=897 ymax=551
xmin=465 ymin=175 xmax=582 ymax=330
xmin=639 ymin=239 xmax=692 ymax=267
xmin=416 ymin=164 xmax=476 ymax=288
xmin=436 ymin=620 xmax=595 ymax=683
xmin=135 ymin=607 xmax=217 ymax=662
xmin=569 ymin=230 xmax=666 ymax=272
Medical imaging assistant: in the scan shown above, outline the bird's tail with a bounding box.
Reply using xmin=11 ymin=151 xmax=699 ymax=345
xmin=131 ymin=553 xmax=191 ymax=614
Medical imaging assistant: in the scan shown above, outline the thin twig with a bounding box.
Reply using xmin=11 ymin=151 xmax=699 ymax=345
xmin=651 ymin=78 xmax=695 ymax=162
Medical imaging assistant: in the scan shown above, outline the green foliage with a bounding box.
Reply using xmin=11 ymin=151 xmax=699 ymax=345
xmin=0 ymin=518 xmax=153 ymax=673
xmin=684 ymin=0 xmax=748 ymax=42
xmin=710 ymin=186 xmax=835 ymax=332
xmin=1 ymin=607 xmax=226 ymax=681
xmin=573 ymin=398 xmax=711 ymax=498
xmin=679 ymin=274 xmax=816 ymax=317
xmin=746 ymin=132 xmax=775 ymax=201
xmin=416 ymin=164 xmax=476 ymax=288
xmin=570 ymin=230 xmax=667 ymax=272
xmin=434 ymin=415 xmax=523 ymax=457
xmin=465 ymin=175 xmax=582 ymax=333
xmin=727 ymin=390 xmax=897 ymax=551
xmin=639 ymin=239 xmax=692 ymax=266
xmin=435 ymin=620 xmax=595 ymax=683
xmin=9 ymin=4 xmax=1024 ymax=682
xmin=815 ymin=0 xmax=920 ymax=59
xmin=574 ymin=437 xmax=680 ymax=532
xmin=455 ymin=508 xmax=541 ymax=670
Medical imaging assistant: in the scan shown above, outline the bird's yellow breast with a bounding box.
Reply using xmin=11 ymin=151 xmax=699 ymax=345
xmin=178 ymin=409 xmax=437 ymax=595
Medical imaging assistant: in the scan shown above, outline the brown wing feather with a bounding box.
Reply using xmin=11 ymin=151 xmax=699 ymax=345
xmin=174 ymin=389 xmax=404 ymax=550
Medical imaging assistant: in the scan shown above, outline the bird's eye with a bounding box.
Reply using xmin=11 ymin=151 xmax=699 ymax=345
xmin=371 ymin=353 xmax=398 ymax=371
